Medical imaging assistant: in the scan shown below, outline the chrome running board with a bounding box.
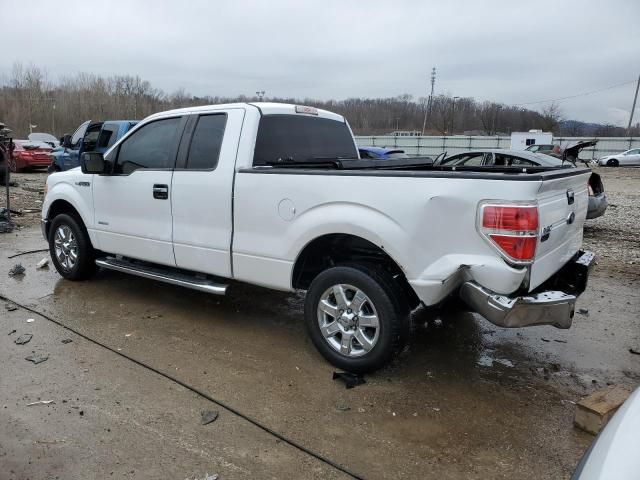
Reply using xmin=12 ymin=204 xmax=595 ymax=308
xmin=95 ymin=257 xmax=227 ymax=295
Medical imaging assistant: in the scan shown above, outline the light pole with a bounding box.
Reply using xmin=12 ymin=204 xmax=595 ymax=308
xmin=450 ymin=96 xmax=459 ymax=134
xmin=492 ymin=105 xmax=502 ymax=135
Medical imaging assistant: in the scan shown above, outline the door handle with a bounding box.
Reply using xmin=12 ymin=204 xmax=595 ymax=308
xmin=153 ymin=184 xmax=169 ymax=200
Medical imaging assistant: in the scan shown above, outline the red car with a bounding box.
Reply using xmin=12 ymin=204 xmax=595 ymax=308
xmin=9 ymin=140 xmax=53 ymax=172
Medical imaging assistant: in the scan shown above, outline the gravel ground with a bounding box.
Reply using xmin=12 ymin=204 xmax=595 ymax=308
xmin=0 ymin=170 xmax=47 ymax=231
xmin=583 ymin=166 xmax=640 ymax=279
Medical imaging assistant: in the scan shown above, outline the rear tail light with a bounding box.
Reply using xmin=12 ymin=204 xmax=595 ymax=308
xmin=478 ymin=202 xmax=539 ymax=263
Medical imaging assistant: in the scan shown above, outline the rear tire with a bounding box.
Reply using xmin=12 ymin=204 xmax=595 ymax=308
xmin=607 ymin=158 xmax=619 ymax=167
xmin=304 ymin=264 xmax=410 ymax=373
xmin=48 ymin=214 xmax=97 ymax=280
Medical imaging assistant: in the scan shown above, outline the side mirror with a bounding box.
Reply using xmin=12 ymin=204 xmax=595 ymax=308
xmin=62 ymin=134 xmax=73 ymax=148
xmin=81 ymin=152 xmax=106 ymax=174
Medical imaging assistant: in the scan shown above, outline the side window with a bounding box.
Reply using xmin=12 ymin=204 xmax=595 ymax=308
xmin=114 ymin=117 xmax=182 ymax=174
xmin=495 ymin=154 xmax=534 ymax=166
xmin=442 ymin=152 xmax=485 ymax=166
xmin=185 ymin=114 xmax=227 ymax=170
xmin=71 ymin=122 xmax=89 ymax=148
xmin=82 ymin=125 xmax=101 ymax=152
xmin=97 ymin=124 xmax=118 ymax=149
xmin=509 ymin=156 xmax=535 ymax=166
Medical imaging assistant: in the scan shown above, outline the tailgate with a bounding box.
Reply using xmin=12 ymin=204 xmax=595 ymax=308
xmin=530 ymin=169 xmax=590 ymax=290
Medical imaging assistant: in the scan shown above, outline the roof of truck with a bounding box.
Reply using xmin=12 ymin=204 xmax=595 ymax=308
xmin=145 ymin=102 xmax=345 ymax=123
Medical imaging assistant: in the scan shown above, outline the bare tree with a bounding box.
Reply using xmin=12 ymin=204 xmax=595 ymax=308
xmin=540 ymin=102 xmax=563 ymax=133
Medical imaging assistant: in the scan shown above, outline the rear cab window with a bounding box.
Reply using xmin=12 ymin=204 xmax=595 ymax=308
xmin=253 ymin=115 xmax=357 ymax=166
xmin=185 ymin=114 xmax=227 ymax=170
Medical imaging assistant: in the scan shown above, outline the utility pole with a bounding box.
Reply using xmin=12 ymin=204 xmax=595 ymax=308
xmin=450 ymin=96 xmax=459 ymax=134
xmin=627 ymin=74 xmax=640 ymax=136
xmin=422 ymin=67 xmax=436 ymax=135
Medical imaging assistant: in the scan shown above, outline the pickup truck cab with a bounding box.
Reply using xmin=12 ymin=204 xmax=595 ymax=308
xmin=49 ymin=120 xmax=137 ymax=172
xmin=42 ymin=103 xmax=594 ymax=372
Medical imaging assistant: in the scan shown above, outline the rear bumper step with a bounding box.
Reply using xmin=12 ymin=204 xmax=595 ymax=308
xmin=460 ymin=250 xmax=594 ymax=329
xmin=95 ymin=257 xmax=227 ymax=295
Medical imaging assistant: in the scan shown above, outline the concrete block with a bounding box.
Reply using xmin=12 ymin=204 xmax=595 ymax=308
xmin=574 ymin=385 xmax=632 ymax=435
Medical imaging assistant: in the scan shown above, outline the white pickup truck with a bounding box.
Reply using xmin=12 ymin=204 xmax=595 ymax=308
xmin=42 ymin=103 xmax=594 ymax=372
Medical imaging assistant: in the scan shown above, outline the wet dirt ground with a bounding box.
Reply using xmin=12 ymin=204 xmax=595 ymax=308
xmin=1 ymin=168 xmax=639 ymax=479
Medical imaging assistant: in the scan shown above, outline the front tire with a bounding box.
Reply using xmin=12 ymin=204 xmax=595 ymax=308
xmin=607 ymin=158 xmax=619 ymax=167
xmin=304 ymin=264 xmax=410 ymax=373
xmin=48 ymin=214 xmax=96 ymax=280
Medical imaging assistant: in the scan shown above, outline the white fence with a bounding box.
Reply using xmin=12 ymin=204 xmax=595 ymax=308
xmin=354 ymin=136 xmax=640 ymax=159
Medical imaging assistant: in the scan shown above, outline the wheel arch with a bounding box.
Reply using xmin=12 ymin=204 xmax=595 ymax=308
xmin=291 ymin=233 xmax=420 ymax=309
xmin=45 ymin=199 xmax=89 ymax=240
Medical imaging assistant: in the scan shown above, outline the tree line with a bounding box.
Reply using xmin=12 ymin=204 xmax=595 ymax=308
xmin=1 ymin=63 xmax=636 ymax=139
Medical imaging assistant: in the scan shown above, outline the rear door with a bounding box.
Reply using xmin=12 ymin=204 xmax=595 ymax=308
xmin=92 ymin=116 xmax=187 ymax=267
xmin=529 ymin=170 xmax=591 ymax=290
xmin=171 ymin=108 xmax=245 ymax=277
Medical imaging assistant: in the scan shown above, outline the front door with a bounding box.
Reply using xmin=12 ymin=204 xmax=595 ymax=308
xmin=91 ymin=116 xmax=186 ymax=267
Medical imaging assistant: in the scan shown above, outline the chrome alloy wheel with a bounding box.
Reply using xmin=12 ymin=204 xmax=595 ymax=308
xmin=317 ymin=284 xmax=380 ymax=358
xmin=53 ymin=225 xmax=78 ymax=271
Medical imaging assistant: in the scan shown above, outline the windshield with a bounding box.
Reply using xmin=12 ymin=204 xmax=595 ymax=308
xmin=253 ymin=115 xmax=357 ymax=165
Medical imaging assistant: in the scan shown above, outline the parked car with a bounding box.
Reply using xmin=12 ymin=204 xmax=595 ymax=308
xmin=572 ymin=387 xmax=640 ymax=479
xmin=28 ymin=132 xmax=60 ymax=148
xmin=436 ymin=149 xmax=607 ymax=219
xmin=358 ymin=146 xmax=411 ymax=159
xmin=9 ymin=139 xmax=53 ymax=172
xmin=50 ymin=120 xmax=137 ymax=172
xmin=525 ymin=144 xmax=558 ymax=155
xmin=596 ymin=148 xmax=640 ymax=167
xmin=526 ymin=140 xmax=598 ymax=164
xmin=42 ymin=102 xmax=594 ymax=372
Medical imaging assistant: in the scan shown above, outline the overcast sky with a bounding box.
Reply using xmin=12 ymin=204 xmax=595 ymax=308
xmin=2 ymin=0 xmax=639 ymax=125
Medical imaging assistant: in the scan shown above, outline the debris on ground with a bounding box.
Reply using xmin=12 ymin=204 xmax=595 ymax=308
xmin=61 ymin=338 xmax=73 ymax=344
xmin=577 ymin=308 xmax=589 ymax=316
xmin=25 ymin=353 xmax=49 ymax=364
xmin=8 ymin=329 xmax=16 ymax=335
xmin=335 ymin=403 xmax=350 ymax=411
xmin=574 ymin=385 xmax=631 ymax=435
xmin=8 ymin=263 xmax=26 ymax=276
xmin=0 ymin=208 xmax=16 ymax=233
xmin=332 ymin=371 xmax=366 ymax=389
xmin=629 ymin=348 xmax=640 ymax=355
xmin=26 ymin=318 xmax=35 ymax=323
xmin=36 ymin=258 xmax=49 ymax=269
xmin=26 ymin=400 xmax=55 ymax=406
xmin=200 ymin=410 xmax=219 ymax=425
xmin=14 ymin=333 xmax=33 ymax=345
xmin=4 ymin=302 xmax=18 ymax=311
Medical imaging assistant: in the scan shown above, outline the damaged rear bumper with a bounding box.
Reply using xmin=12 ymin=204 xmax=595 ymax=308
xmin=460 ymin=250 xmax=594 ymax=329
